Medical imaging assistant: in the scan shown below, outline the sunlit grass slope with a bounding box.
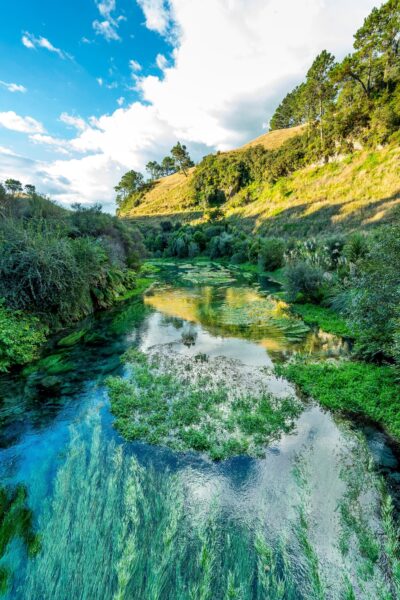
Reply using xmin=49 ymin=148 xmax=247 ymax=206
xmin=226 ymin=143 xmax=400 ymax=236
xmin=120 ymin=130 xmax=400 ymax=236
xmin=119 ymin=126 xmax=301 ymax=221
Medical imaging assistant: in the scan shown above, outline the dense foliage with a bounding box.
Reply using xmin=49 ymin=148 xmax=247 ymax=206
xmin=0 ymin=184 xmax=146 ymax=369
xmin=271 ymin=0 xmax=400 ymax=151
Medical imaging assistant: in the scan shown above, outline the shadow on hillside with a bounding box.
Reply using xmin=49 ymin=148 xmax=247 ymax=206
xmin=123 ymin=211 xmax=204 ymax=226
xmin=228 ymin=191 xmax=400 ymax=237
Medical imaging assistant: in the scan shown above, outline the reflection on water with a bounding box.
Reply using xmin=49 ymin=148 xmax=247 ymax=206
xmin=144 ymin=279 xmax=350 ymax=362
xmin=0 ymin=262 xmax=397 ymax=599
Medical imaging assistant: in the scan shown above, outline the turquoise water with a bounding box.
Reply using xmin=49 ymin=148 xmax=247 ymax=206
xmin=0 ymin=264 xmax=399 ymax=599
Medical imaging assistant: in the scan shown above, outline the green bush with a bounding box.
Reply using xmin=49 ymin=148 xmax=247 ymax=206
xmin=285 ymin=262 xmax=325 ymax=303
xmin=0 ymin=303 xmax=48 ymax=371
xmin=258 ymin=238 xmax=285 ymax=271
xmin=348 ymin=226 xmax=400 ymax=362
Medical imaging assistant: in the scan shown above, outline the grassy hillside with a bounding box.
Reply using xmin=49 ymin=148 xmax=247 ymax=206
xmin=226 ymin=144 xmax=400 ymax=237
xmin=238 ymin=124 xmax=304 ymax=151
xmin=119 ymin=126 xmax=301 ymax=222
xmin=120 ymin=131 xmax=400 ymax=237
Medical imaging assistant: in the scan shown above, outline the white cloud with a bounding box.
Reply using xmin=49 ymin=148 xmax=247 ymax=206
xmin=96 ymin=77 xmax=104 ymax=86
xmin=0 ymin=81 xmax=27 ymax=93
xmin=136 ymin=0 xmax=171 ymax=35
xmin=117 ymin=97 xmax=125 ymax=106
xmin=93 ymin=0 xmax=123 ymax=41
xmin=5 ymin=0 xmax=378 ymax=210
xmin=93 ymin=20 xmax=120 ymax=41
xmin=129 ymin=59 xmax=142 ymax=72
xmin=0 ymin=111 xmax=45 ymax=134
xmin=29 ymin=134 xmax=73 ymax=155
xmin=21 ymin=32 xmax=71 ymax=59
xmin=59 ymin=112 xmax=87 ymax=131
xmin=155 ymin=53 xmax=168 ymax=70
xmin=22 ymin=35 xmax=35 ymax=49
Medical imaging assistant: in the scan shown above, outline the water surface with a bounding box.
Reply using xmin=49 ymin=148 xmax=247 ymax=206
xmin=0 ymin=262 xmax=398 ymax=599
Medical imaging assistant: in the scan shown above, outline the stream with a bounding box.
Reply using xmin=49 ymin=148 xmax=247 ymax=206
xmin=0 ymin=261 xmax=399 ymax=599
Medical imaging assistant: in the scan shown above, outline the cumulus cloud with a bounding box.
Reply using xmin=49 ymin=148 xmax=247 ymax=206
xmin=0 ymin=81 xmax=27 ymax=93
xmin=0 ymin=111 xmax=45 ymax=134
xmin=136 ymin=0 xmax=172 ymax=35
xmin=6 ymin=0 xmax=378 ymax=210
xmin=155 ymin=53 xmax=168 ymax=70
xmin=21 ymin=32 xmax=71 ymax=59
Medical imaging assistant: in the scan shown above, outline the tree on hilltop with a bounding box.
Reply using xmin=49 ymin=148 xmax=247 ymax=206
xmin=171 ymin=142 xmax=194 ymax=177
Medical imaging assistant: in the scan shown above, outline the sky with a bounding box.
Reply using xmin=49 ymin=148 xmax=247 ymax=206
xmin=0 ymin=0 xmax=379 ymax=212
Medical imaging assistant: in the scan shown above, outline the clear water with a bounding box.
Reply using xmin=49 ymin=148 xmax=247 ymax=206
xmin=0 ymin=263 xmax=398 ymax=599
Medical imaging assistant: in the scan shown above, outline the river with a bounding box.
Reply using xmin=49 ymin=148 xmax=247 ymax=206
xmin=0 ymin=261 xmax=399 ymax=599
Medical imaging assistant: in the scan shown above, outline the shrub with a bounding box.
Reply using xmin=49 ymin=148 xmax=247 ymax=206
xmin=348 ymin=226 xmax=400 ymax=362
xmin=258 ymin=238 xmax=285 ymax=271
xmin=285 ymin=262 xmax=325 ymax=303
xmin=0 ymin=303 xmax=48 ymax=371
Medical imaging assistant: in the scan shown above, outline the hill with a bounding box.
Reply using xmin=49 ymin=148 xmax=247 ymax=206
xmin=118 ymin=126 xmax=301 ymax=223
xmin=119 ymin=130 xmax=400 ymax=237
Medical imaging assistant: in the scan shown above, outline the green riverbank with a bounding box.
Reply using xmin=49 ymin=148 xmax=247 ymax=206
xmin=279 ymin=361 xmax=400 ymax=440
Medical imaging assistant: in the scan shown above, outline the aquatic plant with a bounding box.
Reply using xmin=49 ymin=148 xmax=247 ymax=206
xmin=107 ymin=349 xmax=301 ymax=459
xmin=0 ymin=484 xmax=40 ymax=593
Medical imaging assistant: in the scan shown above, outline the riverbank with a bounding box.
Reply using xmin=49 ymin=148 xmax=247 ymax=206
xmin=0 ymin=272 xmax=155 ymax=373
xmin=278 ymin=361 xmax=400 ymax=440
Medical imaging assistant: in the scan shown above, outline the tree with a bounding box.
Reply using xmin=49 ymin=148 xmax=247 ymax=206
xmin=170 ymin=142 xmax=194 ymax=177
xmin=161 ymin=156 xmax=176 ymax=176
xmin=146 ymin=161 xmax=162 ymax=181
xmin=304 ymin=50 xmax=336 ymax=151
xmin=270 ymin=84 xmax=306 ymax=130
xmin=114 ymin=170 xmax=144 ymax=207
xmin=24 ymin=184 xmax=36 ymax=196
xmin=4 ymin=179 xmax=23 ymax=195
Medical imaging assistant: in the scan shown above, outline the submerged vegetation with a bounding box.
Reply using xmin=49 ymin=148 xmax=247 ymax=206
xmin=107 ymin=348 xmax=301 ymax=460
xmin=0 ymin=484 xmax=40 ymax=593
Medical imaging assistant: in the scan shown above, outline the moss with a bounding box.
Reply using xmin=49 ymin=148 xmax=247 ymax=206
xmin=107 ymin=350 xmax=301 ymax=459
xmin=278 ymin=360 xmax=400 ymax=439
xmin=290 ymin=303 xmax=352 ymax=337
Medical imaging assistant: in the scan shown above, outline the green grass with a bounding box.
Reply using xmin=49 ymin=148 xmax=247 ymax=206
xmin=290 ymin=303 xmax=351 ymax=337
xmin=279 ymin=361 xmax=400 ymax=439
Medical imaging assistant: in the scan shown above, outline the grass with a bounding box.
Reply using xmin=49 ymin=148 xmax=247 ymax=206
xmin=290 ymin=303 xmax=351 ymax=337
xmin=107 ymin=349 xmax=301 ymax=460
xmin=226 ymin=144 xmax=400 ymax=237
xmin=278 ymin=360 xmax=400 ymax=440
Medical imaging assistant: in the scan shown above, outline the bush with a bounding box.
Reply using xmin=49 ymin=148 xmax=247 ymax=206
xmin=258 ymin=238 xmax=285 ymax=271
xmin=285 ymin=262 xmax=325 ymax=303
xmin=0 ymin=304 xmax=48 ymax=371
xmin=348 ymin=226 xmax=400 ymax=362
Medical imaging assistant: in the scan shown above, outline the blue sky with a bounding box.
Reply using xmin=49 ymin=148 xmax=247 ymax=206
xmin=0 ymin=0 xmax=379 ymax=211
xmin=0 ymin=0 xmax=171 ymax=159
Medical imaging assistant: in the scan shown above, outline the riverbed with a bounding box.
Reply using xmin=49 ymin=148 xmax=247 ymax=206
xmin=0 ymin=262 xmax=399 ymax=599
